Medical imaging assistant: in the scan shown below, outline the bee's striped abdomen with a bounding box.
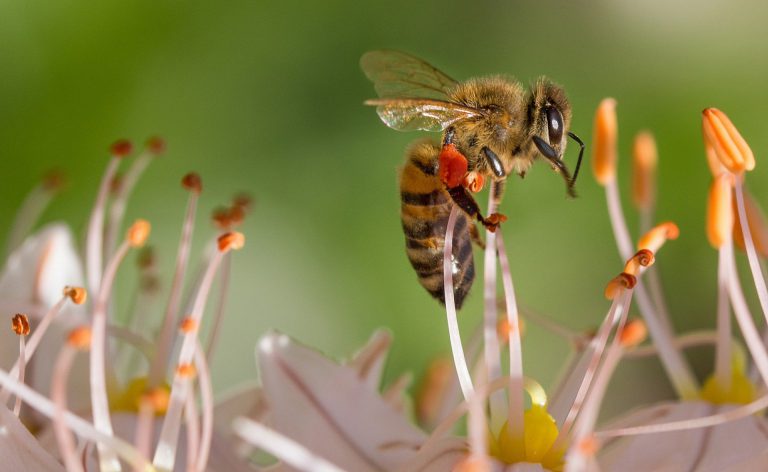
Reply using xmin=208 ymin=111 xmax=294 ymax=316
xmin=399 ymin=140 xmax=475 ymax=308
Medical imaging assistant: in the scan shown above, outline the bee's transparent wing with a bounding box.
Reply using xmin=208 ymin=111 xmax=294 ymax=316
xmin=360 ymin=50 xmax=459 ymax=100
xmin=365 ymin=98 xmax=482 ymax=132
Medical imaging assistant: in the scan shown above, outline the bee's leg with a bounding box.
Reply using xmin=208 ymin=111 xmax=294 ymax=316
xmin=439 ymin=127 xmax=468 ymax=188
xmin=447 ymin=185 xmax=507 ymax=232
xmin=469 ymin=223 xmax=486 ymax=250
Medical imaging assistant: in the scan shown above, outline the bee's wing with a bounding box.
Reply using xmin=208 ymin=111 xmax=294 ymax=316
xmin=360 ymin=50 xmax=459 ymax=100
xmin=365 ymin=98 xmax=482 ymax=132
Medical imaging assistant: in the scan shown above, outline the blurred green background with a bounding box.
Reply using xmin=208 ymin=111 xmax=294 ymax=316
xmin=2 ymin=0 xmax=768 ymax=417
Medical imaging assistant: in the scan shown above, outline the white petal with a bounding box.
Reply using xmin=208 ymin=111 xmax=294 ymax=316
xmin=346 ymin=329 xmax=392 ymax=390
xmin=257 ymin=331 xmax=427 ymax=472
xmin=598 ymin=401 xmax=768 ymax=471
xmin=0 ymin=405 xmax=63 ymax=471
xmin=0 ymin=223 xmax=85 ymax=314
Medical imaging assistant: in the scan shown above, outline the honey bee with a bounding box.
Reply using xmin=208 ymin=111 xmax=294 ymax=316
xmin=361 ymin=50 xmax=584 ymax=308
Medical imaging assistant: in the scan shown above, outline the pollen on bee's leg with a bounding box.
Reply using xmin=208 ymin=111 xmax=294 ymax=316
xmin=463 ymin=172 xmax=485 ymax=193
xmin=438 ymin=143 xmax=469 ymax=188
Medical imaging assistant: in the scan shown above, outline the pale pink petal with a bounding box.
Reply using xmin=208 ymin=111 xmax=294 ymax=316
xmin=346 ymin=329 xmax=392 ymax=390
xmin=0 ymin=224 xmax=85 ymax=316
xmin=392 ymin=437 xmax=465 ymax=472
xmin=0 ymin=405 xmax=63 ymax=471
xmin=213 ymin=383 xmax=268 ymax=431
xmin=599 ymin=401 xmax=768 ymax=471
xmin=257 ymin=332 xmax=427 ymax=472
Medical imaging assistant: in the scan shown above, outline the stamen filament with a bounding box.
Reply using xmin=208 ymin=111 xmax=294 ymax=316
xmin=604 ymin=180 xmax=698 ymax=398
xmin=483 ymin=182 xmax=504 ymax=427
xmin=195 ymin=339 xmax=214 ymax=472
xmin=205 ymin=253 xmax=231 ymax=360
xmin=91 ymin=238 xmax=134 ymax=472
xmin=5 ymin=181 xmax=56 ymax=257
xmin=86 ymin=155 xmax=122 ymax=295
xmin=233 ymin=417 xmax=346 ymax=472
xmin=733 ymin=179 xmax=768 ymax=326
xmin=13 ymin=334 xmax=26 ymax=416
xmin=0 ymin=297 xmax=67 ymax=403
xmin=715 ymin=241 xmax=733 ymax=389
xmin=52 ymin=346 xmax=85 ymax=472
xmin=496 ymin=230 xmax=524 ymax=440
xmin=724 ymin=239 xmax=768 ymax=387
xmin=442 ymin=206 xmax=474 ymax=400
xmin=597 ymin=392 xmax=768 ymax=439
xmin=184 ymin=392 xmax=200 ymax=471
xmin=150 ymin=183 xmax=200 ymax=386
xmin=0 ymin=365 xmax=155 ymax=471
xmin=153 ymin=237 xmax=233 ymax=470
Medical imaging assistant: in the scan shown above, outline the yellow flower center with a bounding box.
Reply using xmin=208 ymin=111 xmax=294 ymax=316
xmin=110 ymin=376 xmax=171 ymax=415
xmin=700 ymin=348 xmax=756 ymax=405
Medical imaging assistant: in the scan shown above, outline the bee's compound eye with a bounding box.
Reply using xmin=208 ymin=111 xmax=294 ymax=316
xmin=546 ymin=106 xmax=564 ymax=145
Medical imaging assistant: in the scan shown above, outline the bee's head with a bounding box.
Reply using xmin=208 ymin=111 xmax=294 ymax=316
xmin=527 ymin=78 xmax=583 ymax=197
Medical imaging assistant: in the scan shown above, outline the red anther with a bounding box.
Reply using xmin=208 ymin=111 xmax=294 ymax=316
xmin=438 ymin=143 xmax=468 ymax=188
xmin=111 ymin=139 xmax=133 ymax=158
xmin=232 ymin=193 xmax=253 ymax=212
xmin=228 ymin=205 xmax=245 ymax=227
xmin=605 ymin=272 xmax=637 ymax=299
xmin=146 ymin=136 xmax=166 ymax=155
xmin=212 ymin=207 xmax=231 ymax=230
xmin=11 ymin=314 xmax=30 ymax=336
xmin=181 ymin=172 xmax=203 ymax=194
xmin=42 ymin=170 xmax=67 ymax=191
xmin=136 ymin=246 xmax=156 ymax=270
xmin=463 ymin=171 xmax=485 ymax=193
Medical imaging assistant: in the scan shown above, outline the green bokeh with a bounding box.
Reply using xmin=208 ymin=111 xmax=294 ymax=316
xmin=2 ymin=0 xmax=768 ymax=416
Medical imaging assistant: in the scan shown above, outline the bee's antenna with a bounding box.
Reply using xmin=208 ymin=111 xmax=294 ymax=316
xmin=568 ymin=131 xmax=585 ymax=188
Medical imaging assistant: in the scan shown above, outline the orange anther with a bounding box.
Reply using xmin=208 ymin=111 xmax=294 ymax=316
xmin=143 ymin=387 xmax=170 ymax=414
xmin=592 ymin=98 xmax=618 ymax=185
xmin=619 ymin=319 xmax=647 ymax=347
xmin=181 ymin=172 xmax=202 ymax=194
xmin=127 ymin=219 xmax=151 ymax=247
xmin=702 ymin=108 xmax=755 ymax=174
xmin=637 ymin=222 xmax=679 ymax=253
xmin=11 ymin=313 xmax=30 ymax=336
xmin=63 ymin=286 xmax=88 ymax=305
xmin=179 ymin=317 xmax=198 ymax=334
xmin=146 ymin=136 xmax=166 ymax=155
xmin=453 ymin=456 xmax=492 ymax=472
xmin=218 ymin=231 xmax=245 ymax=252
xmin=67 ymin=327 xmax=92 ymax=350
xmin=707 ymin=174 xmax=735 ymax=249
xmin=705 ymin=142 xmax=728 ymax=178
xmin=212 ymin=207 xmax=231 ymax=230
xmin=623 ymin=249 xmax=655 ymax=276
xmin=110 ymin=139 xmax=133 ymax=158
xmin=578 ymin=435 xmax=600 ymax=457
xmin=177 ymin=363 xmax=197 ymax=378
xmin=42 ymin=170 xmax=66 ymax=191
xmin=232 ymin=193 xmax=253 ymax=212
xmin=605 ymin=273 xmax=637 ymax=300
xmin=228 ymin=205 xmax=245 ymax=227
xmin=632 ymin=131 xmax=657 ymax=210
